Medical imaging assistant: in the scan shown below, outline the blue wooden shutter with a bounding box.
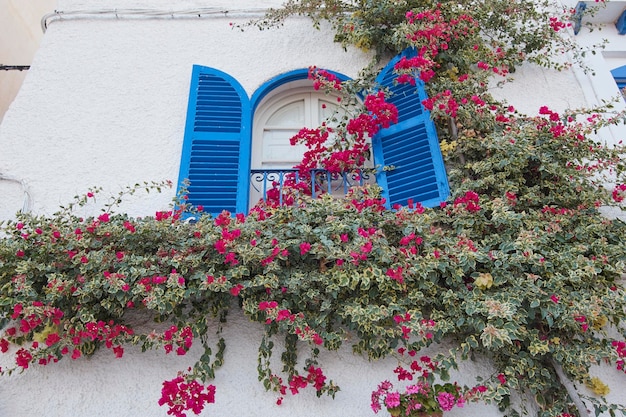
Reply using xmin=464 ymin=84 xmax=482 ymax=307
xmin=612 ymin=65 xmax=626 ymax=91
xmin=616 ymin=9 xmax=626 ymax=35
xmin=371 ymin=50 xmax=449 ymax=208
xmin=177 ymin=65 xmax=251 ymax=215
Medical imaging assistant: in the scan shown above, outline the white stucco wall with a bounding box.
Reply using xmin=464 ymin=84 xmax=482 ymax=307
xmin=0 ymin=1 xmax=625 ymax=417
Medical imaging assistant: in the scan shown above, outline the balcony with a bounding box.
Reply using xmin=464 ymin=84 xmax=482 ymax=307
xmin=249 ymin=168 xmax=374 ymax=207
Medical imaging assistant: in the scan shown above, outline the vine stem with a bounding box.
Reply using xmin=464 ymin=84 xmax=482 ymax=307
xmin=550 ymin=358 xmax=591 ymax=417
xmin=448 ymin=116 xmax=465 ymax=167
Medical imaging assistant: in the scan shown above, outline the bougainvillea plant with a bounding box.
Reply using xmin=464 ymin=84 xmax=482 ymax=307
xmin=1 ymin=1 xmax=626 ymax=417
xmin=370 ymin=348 xmax=505 ymax=416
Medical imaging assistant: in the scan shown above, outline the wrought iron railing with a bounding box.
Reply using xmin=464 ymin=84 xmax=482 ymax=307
xmin=249 ymin=168 xmax=373 ymax=206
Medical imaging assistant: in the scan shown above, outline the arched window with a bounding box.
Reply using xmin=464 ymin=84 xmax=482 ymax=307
xmin=177 ymin=50 xmax=449 ymax=216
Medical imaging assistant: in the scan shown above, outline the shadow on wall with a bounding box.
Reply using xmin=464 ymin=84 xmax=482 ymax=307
xmin=0 ymin=0 xmax=57 ymax=121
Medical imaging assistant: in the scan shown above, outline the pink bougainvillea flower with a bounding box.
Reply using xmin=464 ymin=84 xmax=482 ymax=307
xmin=0 ymin=338 xmax=9 ymax=353
xmin=214 ymin=239 xmax=227 ymax=254
xmin=299 ymin=242 xmax=311 ymax=255
xmin=437 ymin=391 xmax=457 ymax=411
xmin=159 ymin=374 xmax=216 ymax=417
xmin=123 ymin=221 xmax=136 ymax=233
xmin=113 ymin=345 xmax=124 ymax=358
xmin=15 ymin=348 xmax=33 ymax=369
xmin=224 ymin=251 xmax=239 ymax=265
xmin=45 ymin=333 xmax=61 ymax=347
xmin=259 ymin=301 xmax=278 ymax=311
xmin=71 ymin=348 xmax=82 ymax=360
xmin=386 ymin=267 xmax=404 ymax=284
xmin=312 ymin=334 xmax=324 ymax=345
xmin=276 ymin=309 xmax=292 ymax=322
xmin=11 ymin=303 xmax=24 ymax=320
xmin=230 ymin=284 xmax=244 ymax=296
xmin=384 ymin=391 xmax=401 ymax=408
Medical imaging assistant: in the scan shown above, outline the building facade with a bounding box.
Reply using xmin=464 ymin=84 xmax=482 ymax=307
xmin=0 ymin=0 xmax=624 ymax=416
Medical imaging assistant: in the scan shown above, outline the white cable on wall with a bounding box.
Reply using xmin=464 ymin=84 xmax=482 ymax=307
xmin=41 ymin=8 xmax=270 ymax=32
xmin=0 ymin=173 xmax=33 ymax=213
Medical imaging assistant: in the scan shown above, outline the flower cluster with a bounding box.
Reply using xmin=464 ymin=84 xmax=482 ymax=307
xmin=2 ymin=312 xmax=134 ymax=368
xmin=158 ymin=372 xmax=216 ymax=417
xmin=258 ymin=302 xmax=324 ymax=346
xmin=453 ymin=190 xmax=481 ymax=213
xmin=612 ymin=183 xmax=626 ymax=203
xmin=614 ymin=340 xmax=626 ymax=373
xmin=548 ymin=15 xmax=571 ymax=32
xmin=289 ymin=68 xmax=398 ymax=178
xmin=309 ymin=66 xmax=342 ymax=92
xmin=161 ymin=325 xmax=194 ymax=355
xmin=371 ymin=352 xmax=469 ymax=416
xmin=397 ymin=7 xmax=479 ymax=85
xmin=287 ymin=365 xmax=328 ymax=395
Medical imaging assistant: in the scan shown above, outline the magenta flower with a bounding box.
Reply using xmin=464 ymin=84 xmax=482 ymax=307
xmin=15 ymin=348 xmax=33 ymax=368
xmin=159 ymin=374 xmax=216 ymax=417
xmin=437 ymin=392 xmax=456 ymax=411
xmin=384 ymin=391 xmax=401 ymax=408
xmin=45 ymin=333 xmax=61 ymax=347
xmin=299 ymin=242 xmax=311 ymax=255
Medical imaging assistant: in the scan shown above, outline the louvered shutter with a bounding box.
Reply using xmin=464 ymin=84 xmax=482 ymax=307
xmin=371 ymin=50 xmax=449 ymax=208
xmin=612 ymin=65 xmax=626 ymax=91
xmin=177 ymin=65 xmax=251 ymax=215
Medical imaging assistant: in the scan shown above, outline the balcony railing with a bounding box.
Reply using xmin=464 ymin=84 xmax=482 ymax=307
xmin=249 ymin=168 xmax=373 ymax=206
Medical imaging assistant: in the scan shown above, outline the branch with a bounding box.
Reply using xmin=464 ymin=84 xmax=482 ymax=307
xmin=550 ymin=358 xmax=591 ymax=417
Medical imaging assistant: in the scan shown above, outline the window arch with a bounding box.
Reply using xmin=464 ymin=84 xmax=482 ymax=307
xmin=252 ymin=89 xmax=341 ymax=170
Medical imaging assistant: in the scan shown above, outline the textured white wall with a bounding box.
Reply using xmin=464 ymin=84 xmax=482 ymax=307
xmin=0 ymin=2 xmax=625 ymax=417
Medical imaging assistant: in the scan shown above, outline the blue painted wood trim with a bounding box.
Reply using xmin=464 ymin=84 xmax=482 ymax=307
xmin=251 ymin=68 xmax=350 ymax=112
xmin=612 ymin=64 xmax=626 ymax=90
xmin=616 ymin=9 xmax=626 ymax=35
xmin=573 ymin=2 xmax=587 ymax=35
